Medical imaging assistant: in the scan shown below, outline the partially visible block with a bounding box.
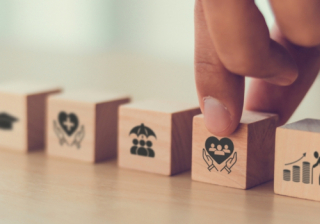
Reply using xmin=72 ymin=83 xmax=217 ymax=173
xmin=47 ymin=90 xmax=130 ymax=163
xmin=0 ymin=82 xmax=61 ymax=152
xmin=118 ymin=100 xmax=201 ymax=175
xmin=192 ymin=111 xmax=278 ymax=189
xmin=275 ymin=119 xmax=320 ymax=202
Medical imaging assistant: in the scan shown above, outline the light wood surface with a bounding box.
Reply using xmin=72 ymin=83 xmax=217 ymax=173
xmin=0 ymin=149 xmax=319 ymax=224
xmin=46 ymin=91 xmax=130 ymax=163
xmin=275 ymin=119 xmax=320 ymax=201
xmin=192 ymin=111 xmax=278 ymax=189
xmin=118 ymin=100 xmax=200 ymax=175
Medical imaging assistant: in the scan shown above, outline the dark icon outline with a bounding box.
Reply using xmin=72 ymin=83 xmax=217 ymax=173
xmin=204 ymin=136 xmax=234 ymax=164
xmin=129 ymin=123 xmax=156 ymax=158
xmin=0 ymin=112 xmax=19 ymax=130
xmin=202 ymin=136 xmax=237 ymax=174
xmin=282 ymin=152 xmax=320 ymax=185
xmin=311 ymin=151 xmax=320 ymax=185
xmin=203 ymin=149 xmax=218 ymax=171
xmin=53 ymin=112 xmax=85 ymax=149
xmin=221 ymin=152 xmax=237 ymax=174
xmin=58 ymin=112 xmax=79 ymax=136
xmin=130 ymin=123 xmax=156 ymax=139
xmin=285 ymin=153 xmax=306 ymax=166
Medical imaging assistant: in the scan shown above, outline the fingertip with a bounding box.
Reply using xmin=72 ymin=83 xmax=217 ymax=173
xmin=203 ymin=96 xmax=240 ymax=137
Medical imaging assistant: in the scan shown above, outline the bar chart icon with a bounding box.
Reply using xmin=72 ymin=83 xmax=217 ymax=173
xmin=282 ymin=153 xmax=310 ymax=184
xmin=283 ymin=169 xmax=290 ymax=181
xmin=292 ymin=165 xmax=300 ymax=182
xmin=302 ymin=162 xmax=310 ymax=184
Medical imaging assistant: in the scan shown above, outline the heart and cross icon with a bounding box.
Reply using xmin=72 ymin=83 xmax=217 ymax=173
xmin=53 ymin=111 xmax=85 ymax=149
xmin=58 ymin=112 xmax=79 ymax=136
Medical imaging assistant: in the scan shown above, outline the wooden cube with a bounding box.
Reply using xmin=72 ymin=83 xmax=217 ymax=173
xmin=275 ymin=119 xmax=320 ymax=201
xmin=46 ymin=90 xmax=130 ymax=163
xmin=192 ymin=111 xmax=278 ymax=189
xmin=0 ymin=82 xmax=61 ymax=152
xmin=118 ymin=100 xmax=201 ymax=175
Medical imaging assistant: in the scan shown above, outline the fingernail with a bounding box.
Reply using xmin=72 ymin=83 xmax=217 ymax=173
xmin=203 ymin=96 xmax=232 ymax=135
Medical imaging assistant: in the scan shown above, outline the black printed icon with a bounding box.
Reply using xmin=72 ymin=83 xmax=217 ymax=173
xmin=282 ymin=153 xmax=313 ymax=184
xmin=129 ymin=123 xmax=156 ymax=158
xmin=53 ymin=111 xmax=85 ymax=149
xmin=58 ymin=112 xmax=78 ymax=136
xmin=202 ymin=136 xmax=237 ymax=174
xmin=0 ymin=112 xmax=18 ymax=130
xmin=312 ymin=151 xmax=320 ymax=185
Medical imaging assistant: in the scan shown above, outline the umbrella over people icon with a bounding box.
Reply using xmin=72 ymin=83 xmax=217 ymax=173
xmin=129 ymin=123 xmax=156 ymax=158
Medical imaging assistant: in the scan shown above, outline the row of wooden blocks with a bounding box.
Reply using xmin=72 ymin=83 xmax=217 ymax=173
xmin=0 ymin=82 xmax=319 ymax=202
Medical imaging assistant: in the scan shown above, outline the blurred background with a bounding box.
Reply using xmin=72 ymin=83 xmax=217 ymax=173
xmin=0 ymin=0 xmax=319 ymax=122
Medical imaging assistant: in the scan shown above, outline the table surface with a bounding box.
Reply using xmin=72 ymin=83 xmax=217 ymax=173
xmin=0 ymin=149 xmax=319 ymax=224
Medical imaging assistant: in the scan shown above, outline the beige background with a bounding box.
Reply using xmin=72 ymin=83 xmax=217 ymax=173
xmin=0 ymin=1 xmax=318 ymax=125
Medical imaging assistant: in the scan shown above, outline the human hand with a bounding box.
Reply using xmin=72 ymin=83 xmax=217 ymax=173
xmin=195 ymin=0 xmax=320 ymax=136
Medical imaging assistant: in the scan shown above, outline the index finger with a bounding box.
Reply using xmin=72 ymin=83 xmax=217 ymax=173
xmin=195 ymin=0 xmax=244 ymax=136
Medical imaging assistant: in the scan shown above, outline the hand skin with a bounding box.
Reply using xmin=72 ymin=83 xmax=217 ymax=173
xmin=195 ymin=0 xmax=320 ymax=136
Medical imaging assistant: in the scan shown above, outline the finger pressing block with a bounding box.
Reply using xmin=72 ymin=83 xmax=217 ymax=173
xmin=192 ymin=111 xmax=278 ymax=189
xmin=46 ymin=90 xmax=130 ymax=163
xmin=118 ymin=100 xmax=201 ymax=175
xmin=275 ymin=119 xmax=320 ymax=202
xmin=0 ymin=81 xmax=61 ymax=152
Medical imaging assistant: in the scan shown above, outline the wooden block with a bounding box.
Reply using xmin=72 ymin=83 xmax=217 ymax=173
xmin=118 ymin=100 xmax=201 ymax=175
xmin=192 ymin=111 xmax=278 ymax=189
xmin=0 ymin=82 xmax=61 ymax=152
xmin=274 ymin=119 xmax=320 ymax=201
xmin=46 ymin=90 xmax=130 ymax=163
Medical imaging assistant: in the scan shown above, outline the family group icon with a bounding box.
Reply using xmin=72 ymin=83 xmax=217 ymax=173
xmin=129 ymin=123 xmax=156 ymax=158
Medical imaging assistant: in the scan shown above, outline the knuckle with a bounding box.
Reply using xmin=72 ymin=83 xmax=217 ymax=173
xmin=195 ymin=61 xmax=224 ymax=77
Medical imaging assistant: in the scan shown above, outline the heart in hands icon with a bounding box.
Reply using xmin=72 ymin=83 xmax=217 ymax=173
xmin=202 ymin=136 xmax=237 ymax=174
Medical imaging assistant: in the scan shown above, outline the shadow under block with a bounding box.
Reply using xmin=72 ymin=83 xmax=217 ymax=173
xmin=118 ymin=100 xmax=201 ymax=175
xmin=274 ymin=119 xmax=320 ymax=202
xmin=46 ymin=91 xmax=130 ymax=163
xmin=192 ymin=111 xmax=278 ymax=189
xmin=0 ymin=82 xmax=61 ymax=152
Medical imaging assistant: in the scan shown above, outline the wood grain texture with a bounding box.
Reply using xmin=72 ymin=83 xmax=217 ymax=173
xmin=118 ymin=100 xmax=200 ymax=175
xmin=0 ymin=149 xmax=319 ymax=224
xmin=171 ymin=109 xmax=201 ymax=175
xmin=192 ymin=111 xmax=278 ymax=189
xmin=275 ymin=119 xmax=320 ymax=202
xmin=246 ymin=113 xmax=278 ymax=188
xmin=27 ymin=90 xmax=61 ymax=151
xmin=47 ymin=91 xmax=130 ymax=163
xmin=0 ymin=92 xmax=26 ymax=151
xmin=95 ymin=98 xmax=130 ymax=162
xmin=0 ymin=82 xmax=61 ymax=152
